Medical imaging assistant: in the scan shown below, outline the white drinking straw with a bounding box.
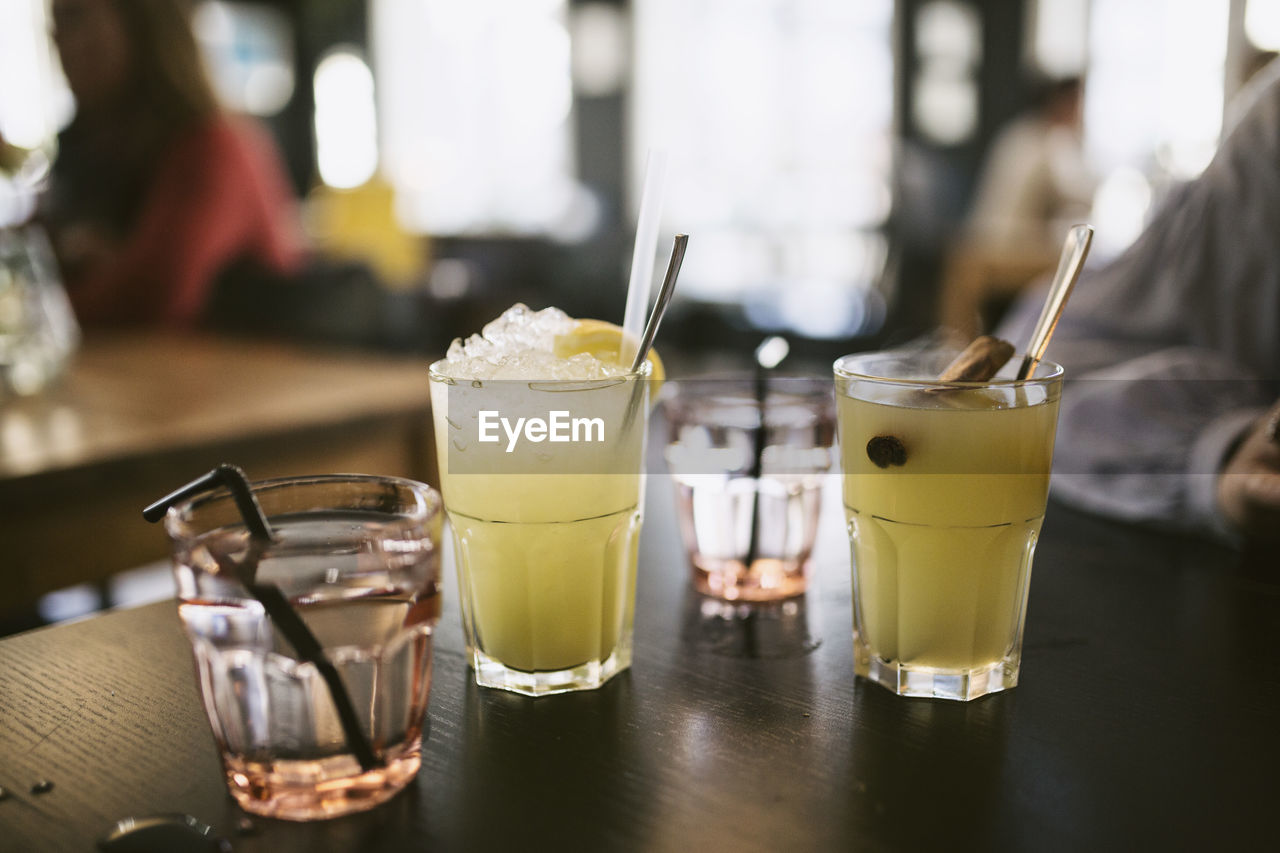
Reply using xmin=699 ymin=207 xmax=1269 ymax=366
xmin=621 ymin=148 xmax=669 ymax=362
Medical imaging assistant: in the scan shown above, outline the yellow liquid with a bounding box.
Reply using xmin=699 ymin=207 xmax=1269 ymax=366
xmin=839 ymin=389 xmax=1058 ymax=672
xmin=429 ymin=372 xmax=647 ymax=688
xmin=449 ymin=505 xmax=640 ymax=672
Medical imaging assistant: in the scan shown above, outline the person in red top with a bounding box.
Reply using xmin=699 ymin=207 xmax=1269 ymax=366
xmin=42 ymin=0 xmax=303 ymax=328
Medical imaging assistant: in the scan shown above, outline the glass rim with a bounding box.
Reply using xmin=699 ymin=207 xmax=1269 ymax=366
xmin=660 ymin=374 xmax=835 ymax=414
xmin=661 ymin=372 xmax=831 ymax=390
xmin=833 ymin=352 xmax=1065 ymax=389
xmin=428 ymin=356 xmax=653 ymax=384
xmin=164 ymin=473 xmax=442 ymax=541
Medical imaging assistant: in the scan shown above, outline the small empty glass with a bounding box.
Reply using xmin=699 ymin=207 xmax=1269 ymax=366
xmin=662 ymin=377 xmax=836 ymax=601
xmin=163 ymin=474 xmax=442 ymax=820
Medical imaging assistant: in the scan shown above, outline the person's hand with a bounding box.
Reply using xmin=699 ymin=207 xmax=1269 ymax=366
xmin=1217 ymin=402 xmax=1280 ymax=541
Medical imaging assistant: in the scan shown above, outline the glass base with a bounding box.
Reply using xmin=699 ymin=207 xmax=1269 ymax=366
xmin=854 ymin=634 xmax=1019 ymax=701
xmin=471 ymin=642 xmax=631 ymax=697
xmin=692 ymin=556 xmax=808 ymax=602
xmin=223 ymin=740 xmax=421 ymax=821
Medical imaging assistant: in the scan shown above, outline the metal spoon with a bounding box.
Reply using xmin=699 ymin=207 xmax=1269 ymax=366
xmin=630 ymin=234 xmax=688 ymax=373
xmin=1016 ymin=224 xmax=1093 ymax=380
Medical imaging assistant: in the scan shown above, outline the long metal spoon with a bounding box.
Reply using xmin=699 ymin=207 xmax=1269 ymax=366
xmin=630 ymin=234 xmax=689 ymax=373
xmin=1016 ymin=224 xmax=1094 ymax=380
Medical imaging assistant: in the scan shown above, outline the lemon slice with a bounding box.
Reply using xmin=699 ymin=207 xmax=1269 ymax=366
xmin=553 ymin=318 xmax=665 ymax=385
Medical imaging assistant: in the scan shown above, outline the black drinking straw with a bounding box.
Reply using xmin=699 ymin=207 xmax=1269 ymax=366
xmin=743 ymin=367 xmax=768 ymax=571
xmin=144 ymin=464 xmax=379 ymax=773
xmin=743 ymin=337 xmax=788 ymax=572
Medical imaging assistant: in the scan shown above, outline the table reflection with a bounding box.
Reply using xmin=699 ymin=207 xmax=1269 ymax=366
xmin=680 ymin=590 xmax=821 ymax=660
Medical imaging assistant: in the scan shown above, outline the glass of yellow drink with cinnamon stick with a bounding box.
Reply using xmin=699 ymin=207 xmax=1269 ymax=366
xmin=834 ymin=336 xmax=1064 ymax=700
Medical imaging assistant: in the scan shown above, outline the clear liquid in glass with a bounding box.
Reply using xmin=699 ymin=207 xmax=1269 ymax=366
xmin=673 ymin=470 xmax=824 ymax=601
xmin=174 ymin=512 xmax=440 ymax=820
xmin=664 ymin=378 xmax=835 ymax=602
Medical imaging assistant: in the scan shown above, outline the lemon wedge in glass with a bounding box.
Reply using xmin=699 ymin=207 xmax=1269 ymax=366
xmin=553 ymin=319 xmax=665 ymax=385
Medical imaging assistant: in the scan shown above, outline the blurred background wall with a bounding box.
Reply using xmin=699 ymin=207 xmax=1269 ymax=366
xmin=2 ymin=0 xmax=1277 ymax=365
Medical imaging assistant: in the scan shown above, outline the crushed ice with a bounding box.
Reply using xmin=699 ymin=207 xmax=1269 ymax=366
xmin=437 ymin=304 xmax=624 ymax=381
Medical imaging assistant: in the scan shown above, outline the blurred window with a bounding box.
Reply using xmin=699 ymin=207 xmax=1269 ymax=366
xmin=314 ymin=49 xmax=378 ymax=190
xmin=632 ymin=0 xmax=893 ymax=339
xmin=1086 ymin=0 xmax=1228 ymax=180
xmin=0 ymin=0 xmax=69 ymax=224
xmin=193 ymin=1 xmax=295 ymax=117
xmin=1084 ymin=0 xmax=1229 ymax=254
xmin=371 ymin=0 xmax=578 ymax=237
xmin=1028 ymin=0 xmax=1089 ymax=76
xmin=0 ymin=0 xmax=72 ymax=150
xmin=1246 ymin=0 xmax=1280 ymax=49
xmin=912 ymin=1 xmax=981 ymax=146
xmin=571 ymin=3 xmax=629 ymax=97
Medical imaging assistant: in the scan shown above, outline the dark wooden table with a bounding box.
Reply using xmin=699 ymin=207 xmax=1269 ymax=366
xmin=0 ymin=333 xmax=434 ymax=607
xmin=1 ymin=479 xmax=1277 ymax=852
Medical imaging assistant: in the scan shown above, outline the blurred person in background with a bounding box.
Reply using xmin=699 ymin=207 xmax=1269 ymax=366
xmin=998 ymin=59 xmax=1280 ymax=546
xmin=964 ymin=75 xmax=1095 ymax=254
xmin=41 ymin=0 xmax=303 ymax=328
xmin=939 ymin=76 xmax=1096 ymax=337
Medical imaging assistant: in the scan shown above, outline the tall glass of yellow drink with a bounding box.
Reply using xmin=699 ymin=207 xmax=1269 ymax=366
xmin=429 ymin=305 xmax=652 ymax=696
xmin=834 ymin=350 xmax=1063 ymax=700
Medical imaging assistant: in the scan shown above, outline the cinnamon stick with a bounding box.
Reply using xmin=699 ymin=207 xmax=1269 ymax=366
xmin=869 ymin=337 xmax=1015 ymax=467
xmin=937 ymin=336 xmax=1015 ymax=383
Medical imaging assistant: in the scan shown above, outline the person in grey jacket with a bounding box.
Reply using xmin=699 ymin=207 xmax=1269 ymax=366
xmin=998 ymin=60 xmax=1280 ymax=545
